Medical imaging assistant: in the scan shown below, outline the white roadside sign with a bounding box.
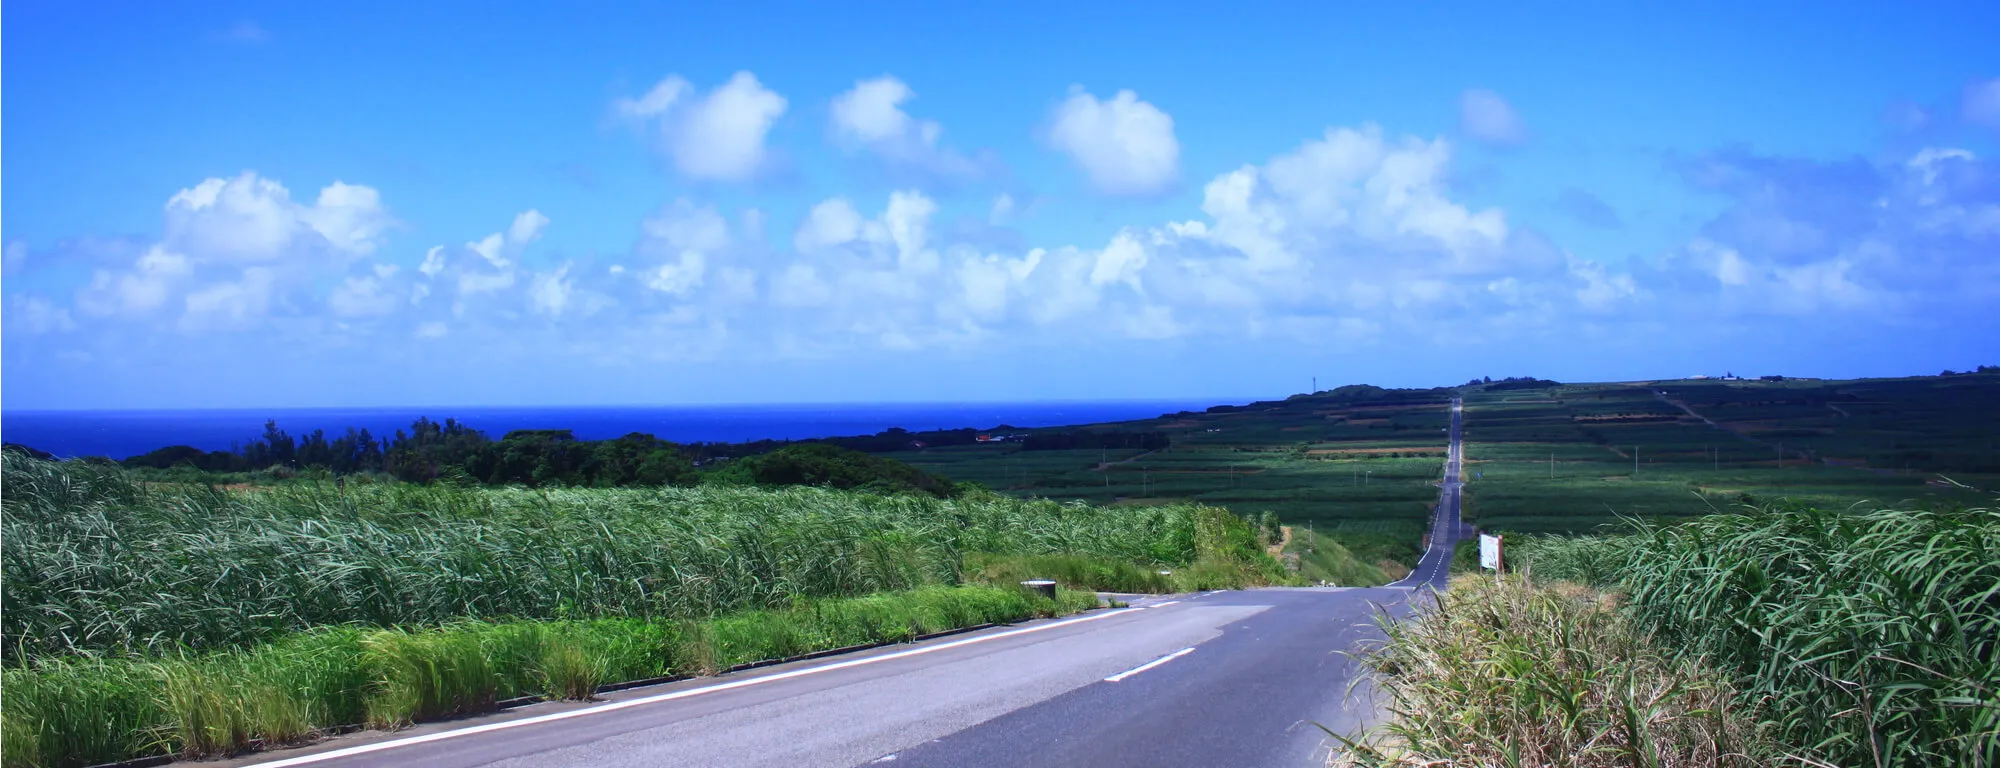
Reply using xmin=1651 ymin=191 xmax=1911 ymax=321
xmin=1479 ymin=533 xmax=1503 ymax=571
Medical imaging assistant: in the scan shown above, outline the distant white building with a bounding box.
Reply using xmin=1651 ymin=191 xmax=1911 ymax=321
xmin=1689 ymin=374 xmax=1711 ymax=380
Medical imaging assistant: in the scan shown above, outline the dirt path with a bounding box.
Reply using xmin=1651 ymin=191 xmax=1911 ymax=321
xmin=1267 ymin=525 xmax=1294 ymax=558
xmin=1094 ymin=448 xmax=1160 ymax=471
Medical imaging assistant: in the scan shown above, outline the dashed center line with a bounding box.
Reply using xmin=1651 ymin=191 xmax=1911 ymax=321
xmin=1104 ymin=647 xmax=1196 ymax=683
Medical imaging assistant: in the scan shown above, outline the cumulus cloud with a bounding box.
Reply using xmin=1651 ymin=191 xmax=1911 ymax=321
xmin=1459 ymin=89 xmax=1526 ymax=147
xmin=328 ymin=275 xmax=401 ymax=318
xmin=76 ymin=246 xmax=193 ymax=317
xmin=636 ymin=199 xmax=734 ymax=297
xmin=398 ymin=209 xmax=563 ymax=321
xmin=828 ymin=76 xmax=985 ymax=184
xmin=18 ymin=114 xmax=2000 ymax=403
xmin=618 ymin=72 xmax=788 ymax=182
xmin=181 ymin=267 xmax=280 ymax=330
xmin=1047 ymin=87 xmax=1179 ymax=196
xmin=162 ymin=173 xmax=392 ymax=261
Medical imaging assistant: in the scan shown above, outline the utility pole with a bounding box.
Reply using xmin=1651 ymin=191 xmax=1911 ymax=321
xmin=1312 ymin=376 xmax=1317 ymax=394
xmin=1307 ymin=520 xmax=1314 ymax=553
xmin=1550 ymin=451 xmax=1555 ymax=479
xmin=1634 ymin=446 xmax=1640 ymax=476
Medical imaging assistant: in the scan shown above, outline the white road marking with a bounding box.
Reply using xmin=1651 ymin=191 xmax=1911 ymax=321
xmin=1104 ymin=647 xmax=1196 ymax=683
xmin=243 ymin=607 xmax=1140 ymax=767
xmin=1148 ymin=600 xmax=1181 ymax=609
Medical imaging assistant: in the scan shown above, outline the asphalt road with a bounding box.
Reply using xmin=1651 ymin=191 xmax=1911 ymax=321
xmin=232 ymin=400 xmax=1468 ymax=768
xmin=1390 ymin=397 xmax=1473 ymax=589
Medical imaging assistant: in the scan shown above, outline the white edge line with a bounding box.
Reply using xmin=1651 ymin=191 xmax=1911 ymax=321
xmin=1103 ymin=647 xmax=1196 ymax=683
xmin=1147 ymin=600 xmax=1181 ymax=609
xmin=244 ymin=607 xmax=1138 ymax=767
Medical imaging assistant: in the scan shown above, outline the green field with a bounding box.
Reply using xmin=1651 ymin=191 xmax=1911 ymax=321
xmin=892 ymin=374 xmax=2000 ymax=559
xmin=897 ymin=385 xmax=1459 ymax=568
xmin=1457 ymin=376 xmax=2000 ymax=534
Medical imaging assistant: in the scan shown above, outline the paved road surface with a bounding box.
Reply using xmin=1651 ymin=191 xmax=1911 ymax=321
xmin=1391 ymin=397 xmax=1473 ymax=589
xmin=232 ymin=399 xmax=1469 ymax=768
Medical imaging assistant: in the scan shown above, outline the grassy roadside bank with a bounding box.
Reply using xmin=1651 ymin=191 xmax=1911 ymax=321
xmin=0 ymin=452 xmax=1277 ymax=661
xmin=1340 ymin=575 xmax=1770 ymax=767
xmin=1282 ymin=528 xmax=1401 ymax=586
xmin=1341 ymin=503 xmax=1998 ymax=767
xmin=1 ymin=585 xmax=1099 ymax=768
xmin=3 ymin=452 xmax=1289 ymax=767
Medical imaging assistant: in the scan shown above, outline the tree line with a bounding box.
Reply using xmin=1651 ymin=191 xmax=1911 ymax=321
xmin=93 ymin=417 xmax=1020 ymax=498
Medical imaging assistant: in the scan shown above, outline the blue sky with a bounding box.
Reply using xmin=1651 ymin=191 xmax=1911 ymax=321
xmin=6 ymin=1 xmax=1999 ymax=409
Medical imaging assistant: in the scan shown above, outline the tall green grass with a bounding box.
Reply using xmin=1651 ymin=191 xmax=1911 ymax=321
xmin=1 ymin=452 xmax=1280 ymax=766
xmin=1 ymin=585 xmax=1096 ymax=768
xmin=1342 ymin=575 xmax=1771 ymax=767
xmin=1516 ymin=504 xmax=2000 ymax=766
xmin=1 ymin=452 xmax=1251 ymax=662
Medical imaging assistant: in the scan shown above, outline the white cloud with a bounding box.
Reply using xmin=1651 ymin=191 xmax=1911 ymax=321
xmin=329 ymin=275 xmax=400 ymax=318
xmin=636 ymin=200 xmax=733 ymax=296
xmin=829 ymin=76 xmax=982 ymax=182
xmin=619 ymin=72 xmax=787 ymax=182
xmin=1088 ymin=231 xmax=1148 ymax=289
xmin=1459 ymin=89 xmax=1526 ymax=147
xmin=530 ymin=263 xmax=574 ymax=316
xmin=405 ymin=208 xmax=558 ymax=319
xmin=832 ymin=77 xmax=922 ymax=144
xmin=7 ymin=294 xmax=77 ymax=334
xmin=794 ymin=198 xmax=864 ymax=254
xmin=419 ymin=246 xmax=447 ymax=277
xmin=467 ymin=233 xmax=508 ymax=268
xmin=508 ymin=209 xmax=551 ymax=249
xmin=163 ymin=172 xmax=391 ymax=261
xmin=181 ymin=267 xmax=279 ymax=330
xmin=882 ymin=191 xmax=939 ymax=271
xmin=301 ymin=182 xmax=392 ymax=255
xmin=1047 ymin=87 xmax=1180 ymax=196
xmin=616 ymin=78 xmax=691 ymax=120
xmin=76 ymin=246 xmax=192 ymax=316
xmin=415 ymin=321 xmax=448 ymax=339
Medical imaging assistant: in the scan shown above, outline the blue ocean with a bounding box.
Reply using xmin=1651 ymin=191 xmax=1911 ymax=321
xmin=1 ymin=401 xmax=1229 ymax=460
